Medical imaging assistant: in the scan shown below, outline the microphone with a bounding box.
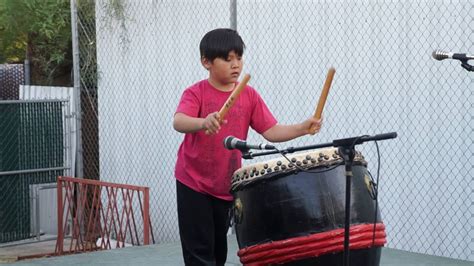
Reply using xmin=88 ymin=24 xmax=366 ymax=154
xmin=223 ymin=136 xmax=276 ymax=151
xmin=432 ymin=50 xmax=474 ymax=61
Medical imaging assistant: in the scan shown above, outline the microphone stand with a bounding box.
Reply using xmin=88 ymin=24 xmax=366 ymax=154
xmin=243 ymin=132 xmax=397 ymax=266
xmin=241 ymin=149 xmax=252 ymax=160
xmin=461 ymin=60 xmax=474 ymax=72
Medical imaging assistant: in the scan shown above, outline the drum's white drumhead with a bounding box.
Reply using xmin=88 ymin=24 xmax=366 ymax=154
xmin=231 ymin=147 xmax=367 ymax=187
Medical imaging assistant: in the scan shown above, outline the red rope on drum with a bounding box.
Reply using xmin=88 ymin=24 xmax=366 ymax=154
xmin=237 ymin=223 xmax=386 ymax=265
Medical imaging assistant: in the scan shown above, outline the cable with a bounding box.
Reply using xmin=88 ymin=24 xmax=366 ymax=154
xmin=372 ymin=141 xmax=381 ymax=249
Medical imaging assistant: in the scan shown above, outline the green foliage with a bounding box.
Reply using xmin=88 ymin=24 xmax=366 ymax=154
xmin=0 ymin=0 xmax=72 ymax=85
xmin=0 ymin=0 xmax=27 ymax=62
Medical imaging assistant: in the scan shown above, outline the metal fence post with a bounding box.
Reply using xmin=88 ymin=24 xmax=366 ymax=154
xmin=70 ymin=0 xmax=83 ymax=178
xmin=230 ymin=0 xmax=237 ymax=30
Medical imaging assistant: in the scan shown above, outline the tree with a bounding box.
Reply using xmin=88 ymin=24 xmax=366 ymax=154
xmin=0 ymin=0 xmax=72 ymax=86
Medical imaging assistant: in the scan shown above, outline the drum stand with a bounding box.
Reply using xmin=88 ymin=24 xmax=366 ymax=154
xmin=242 ymin=132 xmax=397 ymax=266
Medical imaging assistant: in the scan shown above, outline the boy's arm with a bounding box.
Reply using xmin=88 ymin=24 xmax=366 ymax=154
xmin=173 ymin=112 xmax=225 ymax=134
xmin=262 ymin=117 xmax=322 ymax=142
xmin=173 ymin=113 xmax=205 ymax=133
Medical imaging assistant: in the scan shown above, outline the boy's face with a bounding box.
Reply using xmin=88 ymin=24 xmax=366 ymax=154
xmin=202 ymin=50 xmax=243 ymax=89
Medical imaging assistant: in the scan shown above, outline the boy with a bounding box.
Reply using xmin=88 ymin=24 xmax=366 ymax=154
xmin=173 ymin=28 xmax=322 ymax=265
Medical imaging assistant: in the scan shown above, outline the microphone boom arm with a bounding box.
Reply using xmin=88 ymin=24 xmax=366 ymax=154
xmin=243 ymin=132 xmax=397 ymax=159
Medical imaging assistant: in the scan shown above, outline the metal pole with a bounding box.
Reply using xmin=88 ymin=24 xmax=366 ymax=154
xmin=0 ymin=167 xmax=70 ymax=176
xmin=24 ymin=52 xmax=30 ymax=85
xmin=230 ymin=0 xmax=237 ymax=30
xmin=65 ymin=100 xmax=73 ymax=177
xmin=70 ymin=0 xmax=83 ymax=178
xmin=0 ymin=99 xmax=68 ymax=103
xmin=35 ymin=188 xmax=41 ymax=240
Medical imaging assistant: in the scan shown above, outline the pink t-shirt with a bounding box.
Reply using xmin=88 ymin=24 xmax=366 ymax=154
xmin=175 ymin=79 xmax=277 ymax=201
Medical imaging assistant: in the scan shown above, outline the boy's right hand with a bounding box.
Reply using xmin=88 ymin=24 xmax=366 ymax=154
xmin=203 ymin=112 xmax=227 ymax=135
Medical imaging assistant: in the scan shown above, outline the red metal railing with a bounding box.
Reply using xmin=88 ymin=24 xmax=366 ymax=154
xmin=55 ymin=176 xmax=154 ymax=255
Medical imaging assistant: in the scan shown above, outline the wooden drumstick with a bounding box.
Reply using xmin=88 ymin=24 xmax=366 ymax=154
xmin=309 ymin=67 xmax=335 ymax=135
xmin=205 ymin=74 xmax=251 ymax=134
xmin=218 ymin=74 xmax=251 ymax=121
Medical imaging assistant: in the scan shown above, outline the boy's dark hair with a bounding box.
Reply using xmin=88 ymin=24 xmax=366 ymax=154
xmin=199 ymin=28 xmax=245 ymax=61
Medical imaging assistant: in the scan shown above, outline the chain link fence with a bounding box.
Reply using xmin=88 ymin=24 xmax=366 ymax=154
xmin=0 ymin=64 xmax=23 ymax=100
xmin=75 ymin=0 xmax=473 ymax=261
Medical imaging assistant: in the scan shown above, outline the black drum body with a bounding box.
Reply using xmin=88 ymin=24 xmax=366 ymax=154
xmin=230 ymin=148 xmax=386 ymax=265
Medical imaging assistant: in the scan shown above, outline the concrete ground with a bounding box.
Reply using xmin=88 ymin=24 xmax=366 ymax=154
xmin=1 ymin=235 xmax=473 ymax=266
xmin=0 ymin=235 xmax=59 ymax=263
